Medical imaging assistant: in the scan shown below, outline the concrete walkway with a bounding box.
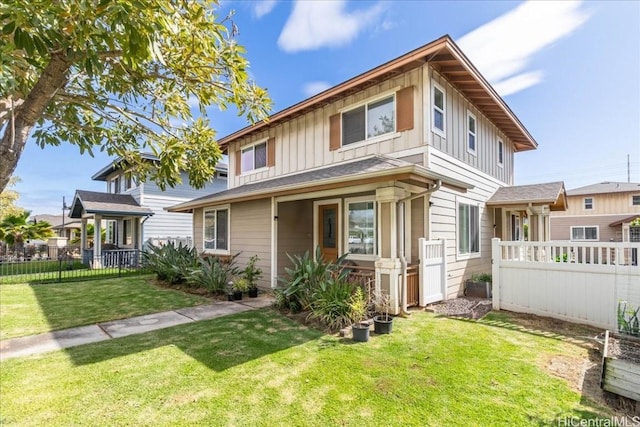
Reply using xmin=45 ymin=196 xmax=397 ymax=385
xmin=0 ymin=296 xmax=273 ymax=361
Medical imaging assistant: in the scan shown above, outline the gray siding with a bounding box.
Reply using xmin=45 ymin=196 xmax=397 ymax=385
xmin=141 ymin=196 xmax=194 ymax=241
xmin=143 ymin=171 xmax=227 ymax=199
xmin=550 ymin=215 xmax=628 ymax=242
xmin=277 ymin=200 xmax=313 ymax=277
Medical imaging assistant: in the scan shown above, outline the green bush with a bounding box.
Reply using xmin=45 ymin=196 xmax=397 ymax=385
xmin=618 ymin=300 xmax=640 ymax=337
xmin=243 ymin=255 xmax=263 ymax=290
xmin=187 ymin=253 xmax=240 ymax=293
xmin=470 ymin=272 xmax=492 ymax=282
xmin=142 ymin=242 xmax=198 ymax=285
xmin=307 ymin=281 xmax=369 ymax=331
xmin=278 ymin=246 xmax=348 ymax=312
xmin=554 ymin=253 xmax=569 ymax=263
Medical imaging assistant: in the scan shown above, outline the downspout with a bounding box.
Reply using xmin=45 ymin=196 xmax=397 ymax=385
xmin=397 ymin=180 xmax=442 ymax=316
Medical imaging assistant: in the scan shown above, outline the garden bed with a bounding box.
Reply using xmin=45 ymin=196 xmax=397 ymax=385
xmin=601 ymin=331 xmax=640 ymax=402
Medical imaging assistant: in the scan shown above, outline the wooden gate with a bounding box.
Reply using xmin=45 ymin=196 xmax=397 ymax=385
xmin=406 ymin=265 xmax=419 ymax=307
xmin=418 ymin=238 xmax=447 ymax=305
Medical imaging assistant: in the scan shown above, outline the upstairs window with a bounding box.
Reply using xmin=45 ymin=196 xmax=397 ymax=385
xmin=241 ymin=142 xmax=267 ymax=173
xmin=632 ymin=195 xmax=640 ymax=206
xmin=342 ymin=95 xmax=395 ymax=146
xmin=432 ymin=83 xmax=446 ymax=136
xmin=498 ymin=140 xmax=504 ymax=166
xmin=584 ymin=197 xmax=593 ymax=210
xmin=571 ymin=226 xmax=598 ymax=241
xmin=110 ymin=177 xmax=121 ymax=194
xmin=467 ymin=111 xmax=477 ymax=155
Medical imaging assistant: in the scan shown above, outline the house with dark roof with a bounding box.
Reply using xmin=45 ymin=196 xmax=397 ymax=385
xmin=69 ymin=154 xmax=227 ymax=267
xmin=168 ymin=35 xmax=557 ymax=312
xmin=550 ymin=181 xmax=640 ymax=243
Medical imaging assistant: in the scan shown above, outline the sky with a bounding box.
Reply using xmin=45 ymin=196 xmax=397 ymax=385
xmin=11 ymin=0 xmax=640 ymax=215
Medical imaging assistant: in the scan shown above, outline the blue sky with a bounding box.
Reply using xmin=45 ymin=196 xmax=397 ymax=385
xmin=12 ymin=0 xmax=640 ymax=215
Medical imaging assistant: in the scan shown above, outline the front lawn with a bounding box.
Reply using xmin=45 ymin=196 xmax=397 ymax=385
xmin=0 ymin=276 xmax=210 ymax=340
xmin=0 ymin=309 xmax=611 ymax=426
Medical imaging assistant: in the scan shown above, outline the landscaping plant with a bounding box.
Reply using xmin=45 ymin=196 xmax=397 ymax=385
xmin=617 ymin=300 xmax=640 ymax=337
xmin=308 ymin=279 xmax=362 ymax=331
xmin=142 ymin=242 xmax=198 ymax=285
xmin=243 ymin=255 xmax=263 ymax=292
xmin=188 ymin=253 xmax=240 ymax=294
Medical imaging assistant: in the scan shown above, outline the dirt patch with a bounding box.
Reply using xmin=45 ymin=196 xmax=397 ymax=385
xmin=425 ymin=297 xmax=493 ymax=320
xmin=608 ymin=335 xmax=640 ymax=364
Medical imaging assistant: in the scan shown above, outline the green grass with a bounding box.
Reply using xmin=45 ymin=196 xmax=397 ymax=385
xmin=0 ymin=309 xmax=611 ymax=426
xmin=0 ymin=276 xmax=210 ymax=339
xmin=0 ymin=260 xmax=87 ymax=276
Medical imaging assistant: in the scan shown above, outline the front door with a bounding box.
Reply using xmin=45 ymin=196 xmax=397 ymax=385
xmin=318 ymin=204 xmax=338 ymax=261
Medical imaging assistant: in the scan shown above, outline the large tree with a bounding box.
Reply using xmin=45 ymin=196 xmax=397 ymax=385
xmin=0 ymin=0 xmax=271 ymax=191
xmin=0 ymin=176 xmax=24 ymax=218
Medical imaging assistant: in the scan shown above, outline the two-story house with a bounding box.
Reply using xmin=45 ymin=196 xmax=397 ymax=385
xmin=550 ymin=181 xmax=640 ymax=243
xmin=169 ymin=35 xmax=559 ymax=312
xmin=68 ymin=153 xmax=227 ymax=266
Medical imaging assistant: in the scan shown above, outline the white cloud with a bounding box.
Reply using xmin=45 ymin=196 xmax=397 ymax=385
xmin=254 ymin=0 xmax=277 ymax=19
xmin=302 ymin=81 xmax=332 ymax=97
xmin=458 ymin=1 xmax=590 ymax=96
xmin=278 ymin=0 xmax=385 ymax=53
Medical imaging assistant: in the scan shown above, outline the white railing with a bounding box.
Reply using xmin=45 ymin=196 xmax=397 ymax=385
xmin=492 ymin=239 xmax=640 ymax=330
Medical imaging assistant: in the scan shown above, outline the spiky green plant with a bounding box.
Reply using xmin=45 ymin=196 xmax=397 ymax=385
xmin=617 ymin=300 xmax=640 ymax=337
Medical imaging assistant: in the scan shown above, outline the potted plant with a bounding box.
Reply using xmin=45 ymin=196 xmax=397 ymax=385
xmin=464 ymin=273 xmax=492 ymax=298
xmin=232 ymin=277 xmax=249 ymax=300
xmin=373 ymin=293 xmax=393 ymax=334
xmin=244 ymin=255 xmax=263 ymax=298
xmin=350 ymin=287 xmax=370 ymax=342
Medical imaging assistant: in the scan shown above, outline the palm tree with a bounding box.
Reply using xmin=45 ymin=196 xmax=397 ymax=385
xmin=0 ymin=211 xmax=54 ymax=255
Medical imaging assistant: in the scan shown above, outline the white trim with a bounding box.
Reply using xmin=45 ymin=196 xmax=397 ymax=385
xmin=497 ymin=139 xmax=504 ymax=167
xmin=340 ymin=89 xmax=398 ymax=147
xmin=427 ymin=146 xmax=509 ymax=187
xmin=583 ymin=197 xmax=594 ymax=211
xmin=456 ymin=196 xmax=481 ymax=260
xmin=313 ymin=199 xmax=343 ymax=258
xmin=431 ymin=80 xmax=446 ymax=138
xmin=344 ymin=196 xmax=378 ymax=261
xmin=570 ymin=225 xmax=599 ymax=241
xmin=145 ymin=194 xmax=200 ymax=203
xmin=337 ymin=131 xmax=401 ymax=153
xmin=202 ymin=204 xmax=231 ymax=255
xmin=276 ymin=184 xmax=380 ymax=204
xmin=466 ymin=110 xmax=477 ymax=156
xmin=631 ymin=195 xmax=640 ymax=207
xmin=271 ymin=197 xmax=278 ymax=288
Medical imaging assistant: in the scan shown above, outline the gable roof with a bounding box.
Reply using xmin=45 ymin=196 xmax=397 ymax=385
xmin=566 ymin=182 xmax=640 ymax=196
xmin=69 ymin=190 xmax=154 ymax=218
xmin=487 ymin=181 xmax=567 ymax=211
xmin=218 ymin=35 xmax=537 ymax=153
xmin=92 ymin=153 xmax=229 ymax=181
xmin=31 ymin=214 xmax=81 ymax=229
xmin=168 ymin=155 xmax=474 ymax=213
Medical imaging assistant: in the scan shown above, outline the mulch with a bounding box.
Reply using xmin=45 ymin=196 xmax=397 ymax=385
xmin=424 ymin=297 xmax=493 ymax=320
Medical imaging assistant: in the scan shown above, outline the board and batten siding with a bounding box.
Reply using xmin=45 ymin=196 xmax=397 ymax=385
xmin=427 ymin=146 xmax=503 ymax=298
xmin=427 ymin=71 xmax=514 ymax=185
xmin=554 ymin=193 xmax=640 ymax=216
xmin=229 ymin=68 xmax=424 ymax=189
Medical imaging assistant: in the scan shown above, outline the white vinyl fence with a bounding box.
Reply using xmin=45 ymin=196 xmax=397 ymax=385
xmin=491 ymin=238 xmax=640 ymax=330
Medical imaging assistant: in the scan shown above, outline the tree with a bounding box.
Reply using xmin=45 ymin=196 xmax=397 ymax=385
xmin=0 ymin=176 xmax=24 ymax=218
xmin=0 ymin=210 xmax=54 ymax=254
xmin=0 ymin=0 xmax=271 ymax=192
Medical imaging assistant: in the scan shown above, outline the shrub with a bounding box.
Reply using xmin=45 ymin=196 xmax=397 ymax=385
xmin=243 ymin=255 xmax=263 ymax=290
xmin=142 ymin=242 xmax=198 ymax=285
xmin=618 ymin=300 xmax=640 ymax=337
xmin=187 ymin=253 xmax=240 ymax=293
xmin=308 ymin=280 xmax=367 ymax=331
xmin=278 ymin=246 xmax=348 ymax=312
xmin=470 ymin=272 xmax=492 ymax=283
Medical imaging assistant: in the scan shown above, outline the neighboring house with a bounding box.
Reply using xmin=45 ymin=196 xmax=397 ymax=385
xmin=68 ymin=153 xmax=227 ymax=266
xmin=168 ymin=35 xmax=553 ymax=311
xmin=31 ymin=214 xmax=82 ymax=241
xmin=550 ymin=181 xmax=640 ymax=243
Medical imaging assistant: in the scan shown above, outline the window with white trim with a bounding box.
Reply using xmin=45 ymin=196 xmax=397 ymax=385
xmin=458 ymin=201 xmax=480 ymax=256
xmin=342 ymin=95 xmax=395 ymax=146
xmin=432 ymin=82 xmax=446 ymax=136
xmin=632 ymin=195 xmax=640 ymax=206
xmin=204 ymin=207 xmax=229 ymax=252
xmin=346 ymin=198 xmax=376 ymax=256
xmin=571 ymin=226 xmax=598 ymax=241
xmin=584 ymin=197 xmax=593 ymax=210
xmin=498 ymin=139 xmax=504 ymax=166
xmin=241 ymin=141 xmax=267 ymax=173
xmin=467 ymin=111 xmax=477 ymax=154
xmin=110 ymin=176 xmax=121 ymax=194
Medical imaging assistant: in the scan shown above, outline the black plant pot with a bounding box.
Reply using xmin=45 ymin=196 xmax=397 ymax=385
xmin=373 ymin=315 xmax=393 ymax=334
xmin=233 ymin=291 xmax=243 ymax=300
xmin=464 ymin=280 xmax=492 ymax=298
xmin=351 ymin=323 xmax=370 ymax=342
xmin=248 ymin=288 xmax=258 ymax=298
xmin=227 ymin=293 xmax=235 ymax=301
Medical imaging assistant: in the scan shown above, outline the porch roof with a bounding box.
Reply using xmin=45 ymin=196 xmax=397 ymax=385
xmin=609 ymin=215 xmax=640 ymax=227
xmin=69 ymin=190 xmax=154 ymax=218
xmin=486 ymin=181 xmax=567 ymax=211
xmin=168 ymin=155 xmax=473 ymax=213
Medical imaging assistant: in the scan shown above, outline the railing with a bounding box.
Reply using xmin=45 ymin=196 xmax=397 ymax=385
xmin=145 ymin=236 xmax=193 ymax=248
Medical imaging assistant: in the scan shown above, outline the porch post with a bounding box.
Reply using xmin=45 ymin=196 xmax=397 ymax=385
xmin=374 ymin=186 xmax=409 ymax=315
xmin=93 ymin=215 xmax=102 ymax=268
xmin=80 ymin=218 xmax=88 ymax=252
xmin=271 ymin=197 xmax=278 ymax=288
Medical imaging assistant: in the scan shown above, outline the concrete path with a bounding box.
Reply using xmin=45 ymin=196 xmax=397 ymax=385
xmin=0 ymin=296 xmax=273 ymax=361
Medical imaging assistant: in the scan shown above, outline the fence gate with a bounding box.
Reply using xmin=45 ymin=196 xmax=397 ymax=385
xmin=418 ymin=238 xmax=447 ymax=305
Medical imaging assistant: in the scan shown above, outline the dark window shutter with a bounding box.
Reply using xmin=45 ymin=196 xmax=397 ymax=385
xmin=235 ymin=149 xmax=241 ymax=176
xmin=267 ymin=137 xmax=275 ymax=167
xmin=329 ymin=114 xmax=341 ymax=151
xmin=396 ymin=86 xmax=414 ymax=132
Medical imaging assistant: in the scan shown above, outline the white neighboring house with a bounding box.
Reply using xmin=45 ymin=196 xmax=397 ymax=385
xmin=69 ymin=153 xmax=227 ymax=266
